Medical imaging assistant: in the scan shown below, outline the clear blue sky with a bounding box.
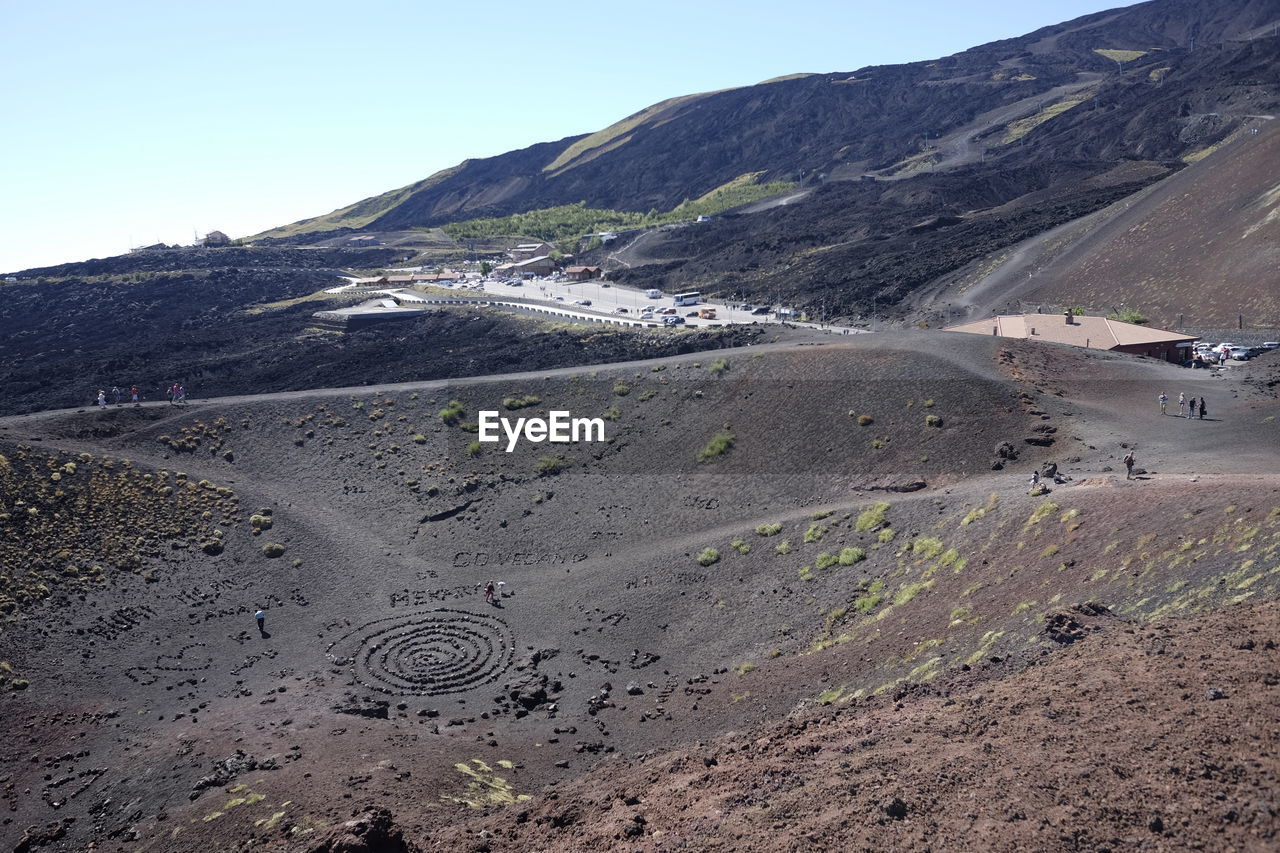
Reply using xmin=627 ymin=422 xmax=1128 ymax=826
xmin=0 ymin=0 xmax=1138 ymax=273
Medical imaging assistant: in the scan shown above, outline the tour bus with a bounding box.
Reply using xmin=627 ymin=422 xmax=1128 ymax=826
xmin=672 ymin=291 xmax=701 ymax=306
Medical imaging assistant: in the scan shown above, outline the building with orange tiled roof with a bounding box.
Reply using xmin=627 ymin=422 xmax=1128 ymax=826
xmin=943 ymin=312 xmax=1197 ymax=363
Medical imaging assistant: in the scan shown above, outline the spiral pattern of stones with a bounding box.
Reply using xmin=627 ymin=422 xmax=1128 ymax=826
xmin=326 ymin=608 xmax=514 ymax=696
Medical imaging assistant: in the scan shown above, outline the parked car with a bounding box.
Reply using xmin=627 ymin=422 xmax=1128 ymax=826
xmin=572 ymin=299 xmax=592 ymax=306
xmin=660 ymin=307 xmax=677 ymax=315
xmin=685 ymin=311 xmax=700 ymax=317
xmin=1262 ymin=341 xmax=1280 ymax=351
xmin=664 ymin=316 xmax=686 ymax=326
xmin=1229 ymin=347 xmax=1251 ymax=360
xmin=553 ymin=296 xmax=565 ymax=301
xmin=614 ymin=307 xmax=628 ymax=314
xmin=751 ymin=306 xmax=771 ymax=315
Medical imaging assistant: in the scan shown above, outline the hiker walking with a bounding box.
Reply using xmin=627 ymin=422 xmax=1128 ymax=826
xmin=483 ymin=580 xmax=497 ymax=604
xmin=1198 ymin=398 xmax=1207 ymax=419
xmin=1028 ymin=470 xmax=1040 ymax=493
xmin=1158 ymin=392 xmax=1168 ymax=415
xmin=168 ymin=383 xmax=179 ymax=405
xmin=255 ymin=609 xmax=266 ymax=632
xmin=1123 ymin=449 xmax=1136 ymax=480
xmin=1187 ymin=396 xmax=1196 ymax=419
xmin=111 ymin=386 xmax=122 ymax=406
xmin=130 ymin=386 xmax=140 ymax=406
xmin=96 ymin=389 xmax=107 ymax=407
xmin=1177 ymin=392 xmax=1186 ymax=416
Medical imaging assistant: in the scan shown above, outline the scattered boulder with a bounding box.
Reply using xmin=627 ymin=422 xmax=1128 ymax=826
xmin=191 ymin=750 xmax=276 ymax=796
xmin=881 ymin=797 xmax=908 ymax=820
xmin=306 ymin=806 xmax=420 ymax=853
xmin=335 ymin=696 xmax=391 ymax=719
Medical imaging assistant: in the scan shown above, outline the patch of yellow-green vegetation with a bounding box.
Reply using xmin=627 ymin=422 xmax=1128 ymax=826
xmin=1224 ymin=564 xmax=1264 ymax=590
xmin=1041 ymin=544 xmax=1060 ymax=558
xmin=893 ymin=579 xmax=935 ymax=606
xmin=1060 ymin=508 xmax=1082 ymax=531
xmin=1012 ymin=600 xmax=1037 ymax=615
xmin=251 ymin=170 xmax=448 ymax=239
xmin=854 ymin=579 xmax=886 ymax=612
xmin=1 ymin=661 xmax=29 ymax=692
xmin=878 ymin=528 xmax=897 ymax=544
xmin=804 ymin=523 xmax=828 ymax=544
xmin=965 ymin=630 xmax=1006 ymax=665
xmin=1025 ymin=500 xmax=1060 ymax=529
xmin=1148 ymin=66 xmax=1171 ymax=83
xmin=502 ymin=394 xmax=541 ymax=410
xmin=910 ymin=536 xmax=945 ymax=560
xmin=839 ymin=547 xmax=867 ymax=566
xmin=1094 ymin=48 xmax=1148 ymax=63
xmin=903 ymin=637 xmax=943 ymax=663
xmin=1003 ymin=92 xmax=1094 ymax=144
xmin=883 ymin=148 xmax=940 ymax=177
xmin=755 ymin=522 xmax=782 ymax=536
xmin=708 ymin=358 xmax=730 ymax=376
xmin=696 ymin=431 xmax=735 ymax=463
xmin=961 ymin=582 xmax=985 ymax=598
xmin=815 ymin=552 xmax=838 ymax=570
xmin=1089 ymin=569 xmax=1108 ymax=582
xmin=545 ymin=93 xmax=717 ymax=174
xmin=438 ymin=399 xmax=465 ymax=425
xmin=798 ymin=564 xmax=814 ymax=581
xmin=0 ymin=448 xmax=240 ymax=614
xmin=697 ymin=548 xmax=720 ymax=567
xmin=256 ymin=811 xmax=288 ymax=830
xmin=776 ymin=539 xmax=793 ymax=555
xmin=817 ymin=686 xmax=846 ymax=705
xmin=203 ymin=811 xmax=225 ymax=822
xmin=442 ymin=759 xmax=532 ymax=809
xmin=908 ymin=656 xmax=944 ymax=681
xmin=735 ymin=662 xmax=756 ymax=676
xmin=949 ymin=605 xmax=979 ymax=627
xmin=962 ymin=493 xmax=1000 ymax=526
xmin=731 ymin=539 xmax=750 ymax=555
xmin=856 ymin=413 xmax=874 ymax=426
xmin=856 ymin=501 xmax=891 ymax=532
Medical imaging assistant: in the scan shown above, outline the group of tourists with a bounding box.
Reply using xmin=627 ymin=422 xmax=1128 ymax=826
xmin=1158 ymin=391 xmax=1207 ymax=419
xmin=92 ymin=383 xmax=188 ymax=407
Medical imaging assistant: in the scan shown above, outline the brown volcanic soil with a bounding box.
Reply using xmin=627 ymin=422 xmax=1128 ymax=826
xmin=934 ymin=119 xmax=1280 ymax=328
xmin=0 ymin=334 xmax=1278 ymax=852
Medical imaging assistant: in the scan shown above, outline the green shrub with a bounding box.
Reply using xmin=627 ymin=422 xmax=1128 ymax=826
xmin=815 ymin=552 xmax=838 ymax=569
xmin=534 ymin=454 xmax=567 ymax=477
xmin=925 ymin=414 xmax=943 ymax=427
xmin=249 ymin=514 xmax=273 ymax=531
xmin=466 ymin=441 xmax=482 ymax=458
xmin=855 ymin=502 xmax=890 ymax=532
xmin=838 ymin=547 xmax=866 ymax=565
xmin=731 ymin=539 xmax=750 ymax=555
xmin=776 ymin=539 xmax=793 ymax=555
xmin=439 ymin=400 xmax=465 ymax=425
xmin=709 ymin=358 xmax=729 ymax=376
xmin=755 ymin=522 xmax=782 ymax=537
xmin=697 ymin=431 xmax=735 ymax=463
xmin=502 ymin=394 xmax=541 ymax=410
xmin=262 ymin=543 xmax=287 ymax=558
xmin=697 ymin=548 xmax=720 ymax=566
xmin=411 ymin=434 xmax=427 ymax=444
xmin=877 ymin=528 xmax=896 ymax=544
xmin=602 ymin=406 xmax=621 ymax=421
xmin=911 ymin=536 xmax=944 ymax=560
xmin=856 ymin=414 xmax=874 ymax=426
xmin=613 ymin=382 xmax=631 ymax=397
xmin=803 ymin=523 xmax=827 ymax=544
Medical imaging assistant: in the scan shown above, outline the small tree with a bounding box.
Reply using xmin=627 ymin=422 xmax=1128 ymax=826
xmin=479 ymin=261 xmax=493 ymax=276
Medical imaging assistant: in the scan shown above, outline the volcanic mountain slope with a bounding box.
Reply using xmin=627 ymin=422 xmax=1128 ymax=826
xmin=257 ymin=0 xmax=1280 ymax=240
xmin=1 ymin=333 xmax=1278 ymax=851
xmin=920 ymin=116 xmax=1280 ymax=329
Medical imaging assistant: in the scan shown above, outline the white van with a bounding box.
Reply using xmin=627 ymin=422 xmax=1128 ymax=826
xmin=644 ymin=288 xmax=662 ymax=299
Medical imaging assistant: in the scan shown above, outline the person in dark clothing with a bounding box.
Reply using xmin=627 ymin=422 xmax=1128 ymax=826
xmin=1198 ymin=398 xmax=1207 ymax=419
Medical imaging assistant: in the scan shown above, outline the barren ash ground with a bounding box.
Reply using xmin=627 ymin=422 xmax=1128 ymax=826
xmin=1 ymin=331 xmax=1278 ymax=852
